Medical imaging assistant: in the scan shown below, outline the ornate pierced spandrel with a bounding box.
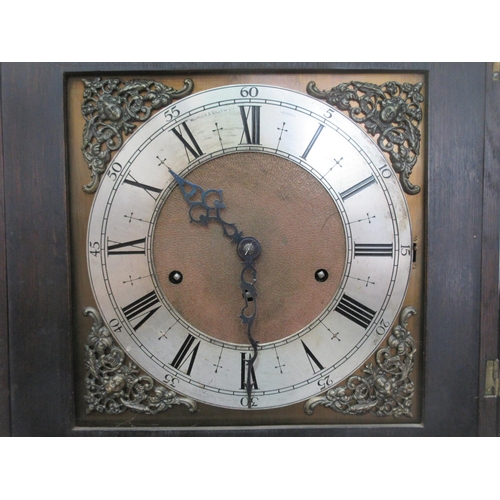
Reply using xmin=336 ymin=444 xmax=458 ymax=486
xmin=83 ymin=307 xmax=197 ymax=415
xmin=307 ymin=80 xmax=424 ymax=195
xmin=304 ymin=306 xmax=417 ymax=418
xmin=81 ymin=77 xmax=194 ymax=193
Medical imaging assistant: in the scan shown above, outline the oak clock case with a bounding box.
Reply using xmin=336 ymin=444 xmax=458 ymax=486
xmin=69 ymin=75 xmax=424 ymax=426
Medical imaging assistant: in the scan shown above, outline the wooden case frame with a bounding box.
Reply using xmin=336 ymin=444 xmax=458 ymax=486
xmin=0 ymin=62 xmax=498 ymax=436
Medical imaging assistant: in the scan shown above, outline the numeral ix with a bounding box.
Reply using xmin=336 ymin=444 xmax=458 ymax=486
xmin=107 ymin=237 xmax=146 ymax=256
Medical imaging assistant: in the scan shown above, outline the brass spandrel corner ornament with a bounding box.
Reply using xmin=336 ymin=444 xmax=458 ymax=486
xmin=81 ymin=77 xmax=194 ymax=193
xmin=304 ymin=306 xmax=417 ymax=417
xmin=307 ymin=80 xmax=423 ymax=195
xmin=83 ymin=307 xmax=198 ymax=415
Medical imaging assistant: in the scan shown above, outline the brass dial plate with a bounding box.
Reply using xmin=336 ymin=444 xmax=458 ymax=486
xmin=67 ymin=72 xmax=425 ymax=425
xmin=87 ymin=84 xmax=412 ymax=409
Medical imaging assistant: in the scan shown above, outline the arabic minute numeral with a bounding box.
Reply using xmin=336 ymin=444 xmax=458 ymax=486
xmin=378 ymin=164 xmax=392 ymax=179
xmin=164 ymin=106 xmax=180 ymax=122
xmin=108 ymin=317 xmax=123 ymax=333
xmin=318 ymin=374 xmax=335 ymax=390
xmin=107 ymin=162 xmax=123 ymax=181
xmin=164 ymin=374 xmax=180 ymax=387
xmin=89 ymin=241 xmax=100 ymax=257
xmin=401 ymin=245 xmax=412 ymax=256
xmin=240 ymin=87 xmax=259 ymax=98
xmin=240 ymin=396 xmax=258 ymax=408
xmin=376 ymin=318 xmax=391 ymax=336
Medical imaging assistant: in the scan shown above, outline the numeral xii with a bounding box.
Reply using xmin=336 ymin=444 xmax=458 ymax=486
xmin=239 ymin=105 xmax=261 ymax=144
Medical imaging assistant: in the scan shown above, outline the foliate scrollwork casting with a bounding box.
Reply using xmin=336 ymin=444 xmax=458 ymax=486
xmin=81 ymin=77 xmax=194 ymax=193
xmin=307 ymin=80 xmax=424 ymax=195
xmin=83 ymin=307 xmax=197 ymax=415
xmin=304 ymin=306 xmax=417 ymax=418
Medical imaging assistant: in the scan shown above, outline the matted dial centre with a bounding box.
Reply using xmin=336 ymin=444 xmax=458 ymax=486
xmin=153 ymin=153 xmax=346 ymax=345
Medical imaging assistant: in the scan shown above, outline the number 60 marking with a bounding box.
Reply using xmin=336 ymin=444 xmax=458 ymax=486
xmin=240 ymin=87 xmax=259 ymax=98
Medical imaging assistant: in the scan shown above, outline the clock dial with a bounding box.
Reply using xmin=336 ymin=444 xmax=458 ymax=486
xmin=87 ymin=84 xmax=412 ymax=409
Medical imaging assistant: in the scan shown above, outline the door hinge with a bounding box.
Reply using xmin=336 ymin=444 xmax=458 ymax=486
xmin=493 ymin=62 xmax=500 ymax=81
xmin=485 ymin=359 xmax=500 ymax=396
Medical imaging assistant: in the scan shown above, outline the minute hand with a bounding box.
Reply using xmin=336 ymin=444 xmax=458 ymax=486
xmin=169 ymin=170 xmax=261 ymax=407
xmin=237 ymin=237 xmax=261 ymax=408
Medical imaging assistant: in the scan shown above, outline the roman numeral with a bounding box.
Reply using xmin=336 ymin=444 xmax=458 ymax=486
xmin=301 ymin=124 xmax=324 ymax=159
xmin=171 ymin=334 xmax=200 ymax=375
xmin=122 ymin=290 xmax=161 ymax=331
xmin=340 ymin=175 xmax=376 ymax=200
xmin=171 ymin=122 xmax=203 ymax=160
xmin=240 ymin=353 xmax=258 ymax=390
xmin=301 ymin=340 xmax=324 ymax=372
xmin=123 ymin=173 xmax=162 ymax=200
xmin=354 ymin=243 xmax=393 ymax=257
xmin=239 ymin=105 xmax=261 ymax=144
xmin=107 ymin=237 xmax=146 ymax=256
xmin=335 ymin=294 xmax=376 ymax=329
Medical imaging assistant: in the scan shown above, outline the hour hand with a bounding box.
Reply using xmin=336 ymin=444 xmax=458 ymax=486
xmin=169 ymin=169 xmax=261 ymax=408
xmin=168 ymin=169 xmax=242 ymax=243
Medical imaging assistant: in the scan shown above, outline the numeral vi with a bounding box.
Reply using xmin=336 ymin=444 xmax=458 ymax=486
xmin=241 ymin=353 xmax=258 ymax=390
